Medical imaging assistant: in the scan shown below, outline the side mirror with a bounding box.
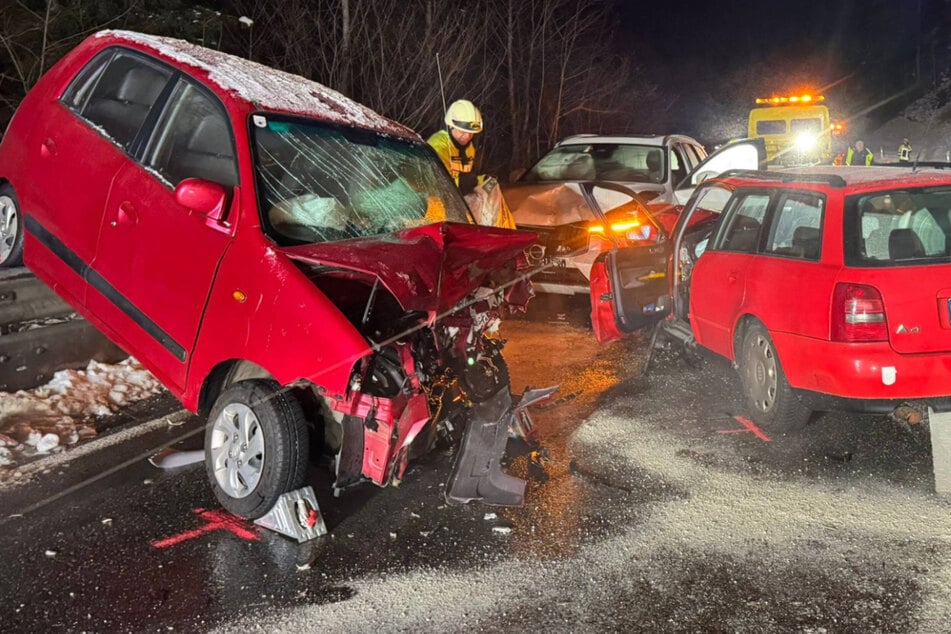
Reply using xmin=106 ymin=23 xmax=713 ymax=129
xmin=175 ymin=178 xmax=227 ymax=222
xmin=509 ymin=167 xmax=526 ymax=183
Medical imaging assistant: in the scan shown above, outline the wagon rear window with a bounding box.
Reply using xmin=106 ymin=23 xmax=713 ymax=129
xmin=845 ymin=188 xmax=951 ymax=266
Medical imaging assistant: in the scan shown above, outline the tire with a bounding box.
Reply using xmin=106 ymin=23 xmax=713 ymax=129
xmin=737 ymin=322 xmax=811 ymax=433
xmin=0 ymin=184 xmax=24 ymax=268
xmin=204 ymin=379 xmax=310 ymax=519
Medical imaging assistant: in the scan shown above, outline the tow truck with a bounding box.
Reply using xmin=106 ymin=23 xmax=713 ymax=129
xmin=748 ymin=93 xmax=845 ymax=166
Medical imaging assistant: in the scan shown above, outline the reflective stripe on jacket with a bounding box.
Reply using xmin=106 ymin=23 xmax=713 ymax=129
xmin=427 ymin=129 xmax=478 ymax=193
xmin=846 ymin=147 xmax=873 ymax=166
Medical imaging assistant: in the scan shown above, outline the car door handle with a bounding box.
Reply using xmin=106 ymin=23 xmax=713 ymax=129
xmin=728 ymin=271 xmax=739 ymax=283
xmin=40 ymin=138 xmax=57 ymax=158
xmin=111 ymin=202 xmax=138 ymax=228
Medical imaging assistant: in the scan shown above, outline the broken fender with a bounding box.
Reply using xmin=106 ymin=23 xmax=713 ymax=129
xmin=446 ymin=385 xmax=558 ymax=506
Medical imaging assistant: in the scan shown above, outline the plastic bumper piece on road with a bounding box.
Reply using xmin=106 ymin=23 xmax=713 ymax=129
xmin=446 ymin=388 xmax=527 ymax=506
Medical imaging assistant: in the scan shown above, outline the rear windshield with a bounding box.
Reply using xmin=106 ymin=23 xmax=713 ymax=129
xmin=522 ymin=143 xmax=666 ymax=183
xmin=845 ymin=187 xmax=951 ymax=266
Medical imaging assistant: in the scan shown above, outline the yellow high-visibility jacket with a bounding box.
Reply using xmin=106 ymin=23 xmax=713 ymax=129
xmin=427 ymin=129 xmax=478 ymax=193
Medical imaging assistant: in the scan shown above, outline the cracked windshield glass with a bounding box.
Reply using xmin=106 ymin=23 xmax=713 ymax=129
xmin=252 ymin=114 xmax=470 ymax=244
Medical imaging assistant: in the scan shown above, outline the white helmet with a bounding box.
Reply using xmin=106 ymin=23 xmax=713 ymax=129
xmin=445 ymin=99 xmax=483 ymax=134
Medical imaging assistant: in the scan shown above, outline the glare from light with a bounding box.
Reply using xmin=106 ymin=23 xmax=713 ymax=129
xmin=795 ymin=132 xmax=817 ymax=151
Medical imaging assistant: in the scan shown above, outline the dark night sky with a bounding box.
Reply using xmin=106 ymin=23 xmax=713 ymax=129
xmin=615 ymin=0 xmax=941 ymax=140
xmin=622 ymin=0 xmax=920 ymax=67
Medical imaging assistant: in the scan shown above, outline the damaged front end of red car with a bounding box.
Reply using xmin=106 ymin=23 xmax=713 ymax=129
xmin=282 ymin=222 xmax=543 ymax=505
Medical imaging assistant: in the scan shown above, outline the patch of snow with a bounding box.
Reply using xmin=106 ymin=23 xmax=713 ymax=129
xmin=8 ymin=312 xmax=82 ymax=333
xmin=34 ymin=433 xmax=59 ymax=454
xmin=95 ymin=30 xmax=414 ymax=139
xmin=0 ymin=358 xmax=165 ymax=472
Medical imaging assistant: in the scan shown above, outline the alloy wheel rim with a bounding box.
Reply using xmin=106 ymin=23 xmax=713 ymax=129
xmin=209 ymin=403 xmax=265 ymax=498
xmin=746 ymin=333 xmax=777 ymax=413
xmin=0 ymin=195 xmax=19 ymax=264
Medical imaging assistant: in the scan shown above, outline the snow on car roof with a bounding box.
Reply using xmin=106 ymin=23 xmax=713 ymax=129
xmin=95 ymin=30 xmax=415 ymax=139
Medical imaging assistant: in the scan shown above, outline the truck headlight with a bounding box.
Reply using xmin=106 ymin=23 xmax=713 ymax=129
xmin=795 ymin=133 xmax=817 ymax=151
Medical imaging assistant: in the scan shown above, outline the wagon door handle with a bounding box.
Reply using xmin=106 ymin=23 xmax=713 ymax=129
xmin=111 ymin=202 xmax=138 ymax=228
xmin=40 ymin=138 xmax=57 ymax=158
xmin=728 ymin=270 xmax=739 ymax=283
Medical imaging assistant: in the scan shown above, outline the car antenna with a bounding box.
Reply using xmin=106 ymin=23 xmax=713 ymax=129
xmin=435 ymin=52 xmax=478 ymax=225
xmin=436 ymin=53 xmax=448 ymax=127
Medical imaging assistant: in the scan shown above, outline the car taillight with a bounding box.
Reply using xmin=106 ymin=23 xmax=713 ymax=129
xmin=831 ymin=283 xmax=888 ymax=342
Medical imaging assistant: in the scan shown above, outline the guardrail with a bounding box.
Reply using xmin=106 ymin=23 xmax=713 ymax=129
xmin=0 ymin=268 xmax=126 ymax=392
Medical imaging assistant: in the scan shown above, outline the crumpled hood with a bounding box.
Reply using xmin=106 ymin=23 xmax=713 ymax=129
xmin=504 ymin=182 xmax=665 ymax=226
xmin=280 ymin=222 xmax=537 ymax=313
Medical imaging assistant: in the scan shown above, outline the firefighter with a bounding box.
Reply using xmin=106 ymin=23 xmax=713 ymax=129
xmin=427 ymin=99 xmax=483 ymax=196
xmin=427 ymin=100 xmax=516 ymax=229
xmin=898 ymin=138 xmax=912 ymax=163
xmin=846 ymin=139 xmax=874 ymax=166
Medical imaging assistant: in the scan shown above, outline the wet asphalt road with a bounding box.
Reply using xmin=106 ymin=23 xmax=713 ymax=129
xmin=1 ymin=297 xmax=949 ymax=632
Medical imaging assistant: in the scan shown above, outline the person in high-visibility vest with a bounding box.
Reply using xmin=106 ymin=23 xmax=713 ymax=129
xmin=427 ymin=99 xmax=483 ymax=196
xmin=845 ymin=139 xmax=874 ymax=166
xmin=427 ymin=100 xmax=516 ymax=229
xmin=898 ymin=138 xmax=912 ymax=163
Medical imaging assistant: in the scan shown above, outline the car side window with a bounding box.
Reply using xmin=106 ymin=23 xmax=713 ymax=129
xmin=143 ymin=79 xmax=238 ymax=189
xmin=670 ymin=148 xmax=688 ymax=184
xmin=764 ymin=192 xmax=824 ymax=260
xmin=677 ymin=143 xmax=700 ymax=172
xmin=691 ymin=143 xmax=708 ymax=162
xmin=64 ymin=50 xmax=172 ymax=151
xmin=715 ymin=193 xmax=771 ymax=253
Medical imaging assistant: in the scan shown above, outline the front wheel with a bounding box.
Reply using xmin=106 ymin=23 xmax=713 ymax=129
xmin=0 ymin=184 xmax=24 ymax=268
xmin=737 ymin=322 xmax=811 ymax=433
xmin=204 ymin=380 xmax=310 ymax=519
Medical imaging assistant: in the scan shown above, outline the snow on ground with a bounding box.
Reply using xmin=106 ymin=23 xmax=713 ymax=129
xmin=866 ymin=79 xmax=951 ymax=162
xmin=218 ymin=407 xmax=951 ymax=633
xmin=0 ymin=358 xmax=163 ymax=470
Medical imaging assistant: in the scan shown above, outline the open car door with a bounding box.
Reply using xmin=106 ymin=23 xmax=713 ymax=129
xmin=673 ymin=138 xmax=766 ymax=204
xmin=589 ymin=241 xmax=670 ymax=344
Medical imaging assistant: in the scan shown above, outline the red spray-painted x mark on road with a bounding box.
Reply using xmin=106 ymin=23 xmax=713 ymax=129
xmin=151 ymin=508 xmax=260 ymax=548
xmin=717 ymin=415 xmax=771 ymax=442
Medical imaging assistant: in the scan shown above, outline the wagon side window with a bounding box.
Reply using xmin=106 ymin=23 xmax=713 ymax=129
xmin=764 ymin=192 xmax=825 ymax=261
xmin=68 ymin=51 xmax=172 ymax=151
xmin=715 ymin=192 xmax=771 ymax=254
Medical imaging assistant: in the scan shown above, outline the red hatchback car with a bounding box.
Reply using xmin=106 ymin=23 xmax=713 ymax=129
xmin=0 ymin=31 xmax=537 ymax=518
xmin=592 ymin=166 xmax=951 ymax=431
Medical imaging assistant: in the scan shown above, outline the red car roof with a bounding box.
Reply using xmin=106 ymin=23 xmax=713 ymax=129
xmin=92 ymin=30 xmax=416 ymax=139
xmin=719 ymin=166 xmax=951 ymax=193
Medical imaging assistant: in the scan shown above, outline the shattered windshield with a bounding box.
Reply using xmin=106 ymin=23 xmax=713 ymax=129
xmin=251 ymin=114 xmax=470 ymax=244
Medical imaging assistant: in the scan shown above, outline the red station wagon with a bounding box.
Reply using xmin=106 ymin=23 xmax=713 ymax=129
xmin=592 ymin=167 xmax=951 ymax=431
xmin=0 ymin=31 xmax=537 ymax=519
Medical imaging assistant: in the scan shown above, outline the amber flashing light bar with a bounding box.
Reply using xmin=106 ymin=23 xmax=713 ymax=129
xmin=754 ymin=95 xmax=825 ymax=105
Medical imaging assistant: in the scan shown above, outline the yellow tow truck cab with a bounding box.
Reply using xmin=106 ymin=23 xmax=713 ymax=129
xmin=748 ymin=94 xmax=837 ymax=166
